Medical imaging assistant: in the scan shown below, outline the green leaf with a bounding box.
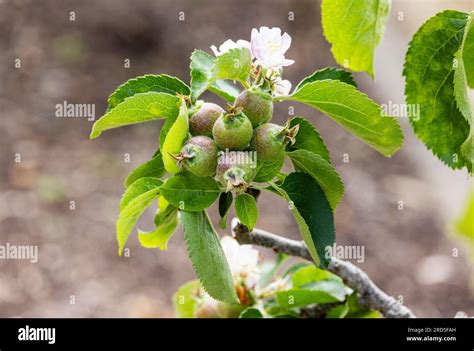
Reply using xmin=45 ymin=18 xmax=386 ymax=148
xmin=404 ymin=10 xmax=471 ymax=171
xmin=218 ymin=192 xmax=233 ymax=229
xmin=235 ymin=193 xmax=259 ymax=230
xmin=277 ymin=281 xmax=346 ymax=308
xmin=162 ymin=99 xmax=189 ymax=174
xmin=160 ymin=172 xmax=220 ymax=212
xmin=321 ymin=0 xmax=391 ymax=78
xmin=453 ymin=12 xmax=473 ymax=122
xmin=291 ymin=265 xmax=342 ymax=287
xmin=345 ymin=292 xmax=381 ymax=318
xmin=281 ymin=80 xmax=403 ymax=157
xmin=210 ymin=80 xmax=240 ymax=103
xmin=190 ymin=50 xmax=213 ymax=101
xmin=462 ymin=13 xmax=474 ymax=88
xmin=455 ymin=14 xmax=474 ymax=165
xmin=190 ymin=50 xmax=241 ymax=102
xmin=119 ymin=177 xmax=163 ymax=211
xmin=327 ymin=303 xmax=350 ymax=318
xmin=124 ymin=153 xmax=165 ymax=188
xmin=107 ymin=74 xmax=190 ymax=110
xmin=282 ymin=262 xmax=311 ymax=278
xmin=90 ymin=92 xmax=179 ymax=139
xmin=159 ymin=110 xmax=178 ymax=150
xmin=270 ymin=184 xmax=320 ymax=266
xmin=454 ymin=48 xmax=474 ymax=166
xmin=253 ymin=152 xmax=285 ymax=183
xmin=173 ymin=280 xmax=200 ymax=318
xmin=181 ymin=211 xmax=239 ymax=303
xmin=257 ymin=254 xmax=289 ymax=289
xmin=295 ymin=67 xmax=356 ymax=91
xmin=278 ymin=172 xmax=336 ymax=268
xmin=454 ymin=49 xmax=472 ymax=124
xmin=239 ymin=308 xmax=263 ymax=318
xmin=286 ymin=265 xmax=349 ymax=310
xmin=138 ymin=205 xmax=179 ymax=250
xmin=213 ymin=48 xmax=252 ymax=84
xmin=461 ymin=134 xmax=473 ymax=166
xmin=287 ymin=117 xmax=331 ymax=162
xmin=287 ymin=149 xmax=344 ymax=210
xmin=116 ymin=184 xmax=161 ymax=255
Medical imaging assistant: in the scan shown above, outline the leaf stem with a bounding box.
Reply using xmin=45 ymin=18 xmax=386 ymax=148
xmin=240 ymin=80 xmax=250 ymax=89
xmin=273 ymin=95 xmax=290 ymax=102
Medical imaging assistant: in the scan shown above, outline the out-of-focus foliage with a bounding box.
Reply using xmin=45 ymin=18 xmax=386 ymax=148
xmin=404 ymin=10 xmax=473 ymax=172
xmin=321 ymin=0 xmax=391 ymax=78
xmin=454 ymin=190 xmax=474 ymax=260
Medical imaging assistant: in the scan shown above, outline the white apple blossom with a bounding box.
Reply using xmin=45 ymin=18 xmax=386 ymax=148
xmin=220 ymin=236 xmax=260 ymax=287
xmin=251 ymin=26 xmax=295 ymax=68
xmin=211 ymin=39 xmax=251 ymax=56
xmin=272 ymin=77 xmax=292 ymax=97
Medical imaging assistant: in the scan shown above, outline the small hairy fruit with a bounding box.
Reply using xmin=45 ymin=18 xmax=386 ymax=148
xmin=251 ymin=122 xmax=299 ymax=162
xmin=189 ymin=102 xmax=224 ymax=137
xmin=216 ymin=151 xmax=257 ymax=191
xmin=234 ymin=86 xmax=273 ymax=127
xmin=176 ymin=136 xmax=218 ymax=177
xmin=212 ymin=111 xmax=253 ymax=150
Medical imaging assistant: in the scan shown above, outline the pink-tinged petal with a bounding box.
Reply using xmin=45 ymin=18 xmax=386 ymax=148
xmin=258 ymin=26 xmax=270 ymax=35
xmin=251 ymin=43 xmax=261 ymax=60
xmin=251 ymin=29 xmax=263 ymax=59
xmin=266 ymin=55 xmax=287 ymax=68
xmin=251 ymin=40 xmax=266 ymax=60
xmin=280 ymin=32 xmax=292 ymax=53
xmin=250 ymin=27 xmax=296 ymax=68
xmin=273 ymin=79 xmax=292 ymax=97
xmin=279 ymin=80 xmax=292 ymax=95
xmin=256 ymin=48 xmax=268 ymax=61
xmin=267 ymin=27 xmax=282 ymax=43
xmin=281 ymin=58 xmax=295 ymax=67
xmin=264 ymin=60 xmax=283 ymax=69
xmin=251 ymin=28 xmax=259 ymax=42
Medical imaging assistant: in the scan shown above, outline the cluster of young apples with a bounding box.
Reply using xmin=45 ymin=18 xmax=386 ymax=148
xmin=174 ymin=92 xmax=297 ymax=190
xmin=173 ymin=27 xmax=299 ymax=191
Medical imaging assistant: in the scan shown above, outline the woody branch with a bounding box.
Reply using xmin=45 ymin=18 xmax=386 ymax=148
xmin=231 ymin=218 xmax=416 ymax=318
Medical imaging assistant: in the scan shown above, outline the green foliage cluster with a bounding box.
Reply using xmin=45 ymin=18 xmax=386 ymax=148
xmin=174 ymin=257 xmax=380 ymax=319
xmin=90 ymin=33 xmax=402 ymax=303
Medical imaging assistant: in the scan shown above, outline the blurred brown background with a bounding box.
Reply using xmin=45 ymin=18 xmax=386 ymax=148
xmin=0 ymin=0 xmax=472 ymax=317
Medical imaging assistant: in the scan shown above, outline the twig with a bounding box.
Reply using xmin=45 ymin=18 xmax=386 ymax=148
xmin=231 ymin=219 xmax=416 ymax=318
